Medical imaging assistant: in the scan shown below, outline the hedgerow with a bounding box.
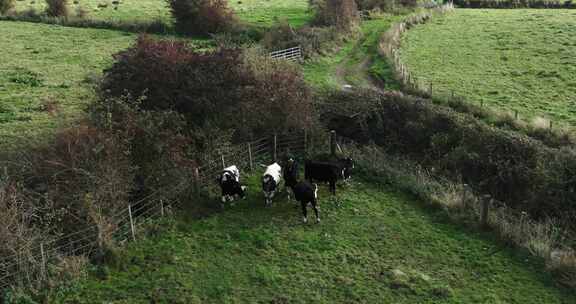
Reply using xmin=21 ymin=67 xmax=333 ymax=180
xmin=323 ymin=89 xmax=576 ymax=228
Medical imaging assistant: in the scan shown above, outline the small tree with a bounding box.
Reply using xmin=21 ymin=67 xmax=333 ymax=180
xmin=0 ymin=0 xmax=15 ymax=15
xmin=166 ymin=0 xmax=238 ymax=36
xmin=310 ymin=0 xmax=360 ymax=32
xmin=45 ymin=0 xmax=69 ymax=17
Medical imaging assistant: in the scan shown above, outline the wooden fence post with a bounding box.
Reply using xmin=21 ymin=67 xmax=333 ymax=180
xmin=160 ymin=200 xmax=165 ymax=217
xmin=330 ymin=130 xmax=337 ymax=157
xmin=461 ymin=184 xmax=468 ymax=209
xmin=193 ymin=167 xmax=200 ymax=193
xmin=304 ymin=130 xmax=308 ymax=154
xmin=128 ymin=205 xmax=136 ymax=241
xmin=273 ymin=133 xmax=278 ymax=162
xmin=481 ymin=195 xmax=491 ymax=228
xmin=221 ymin=154 xmax=226 ymax=169
xmin=40 ymin=243 xmax=46 ymax=281
xmin=248 ymin=143 xmax=253 ymax=172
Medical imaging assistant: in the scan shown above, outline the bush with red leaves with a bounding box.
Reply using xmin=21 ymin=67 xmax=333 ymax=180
xmin=100 ymin=35 xmax=314 ymax=143
xmin=166 ymin=0 xmax=238 ymax=36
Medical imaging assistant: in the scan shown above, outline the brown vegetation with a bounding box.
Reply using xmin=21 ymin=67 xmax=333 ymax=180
xmin=45 ymin=0 xmax=69 ymax=17
xmin=166 ymin=0 xmax=238 ymax=36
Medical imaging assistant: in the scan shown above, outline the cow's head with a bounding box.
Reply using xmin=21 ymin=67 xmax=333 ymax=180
xmin=341 ymin=157 xmax=354 ymax=180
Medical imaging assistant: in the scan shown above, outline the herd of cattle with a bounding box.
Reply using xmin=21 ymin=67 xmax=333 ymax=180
xmin=216 ymin=156 xmax=355 ymax=223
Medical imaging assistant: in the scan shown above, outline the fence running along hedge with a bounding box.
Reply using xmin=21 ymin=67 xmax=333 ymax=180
xmin=0 ymin=131 xmax=322 ymax=293
xmin=378 ymin=5 xmax=576 ymax=148
xmin=322 ymin=89 xmax=576 ymax=231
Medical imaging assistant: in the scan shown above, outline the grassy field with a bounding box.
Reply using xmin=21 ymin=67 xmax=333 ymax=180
xmin=12 ymin=0 xmax=311 ymax=27
xmin=303 ymin=15 xmax=403 ymax=91
xmin=0 ymin=21 xmax=135 ymax=149
xmin=401 ymin=9 xmax=576 ymax=125
xmin=50 ymin=174 xmax=575 ymax=303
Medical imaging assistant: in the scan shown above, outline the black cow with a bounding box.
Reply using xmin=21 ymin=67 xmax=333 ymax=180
xmin=216 ymin=165 xmax=247 ymax=205
xmin=291 ymin=181 xmax=320 ymax=223
xmin=304 ymin=157 xmax=354 ymax=195
xmin=282 ymin=158 xmax=299 ymax=200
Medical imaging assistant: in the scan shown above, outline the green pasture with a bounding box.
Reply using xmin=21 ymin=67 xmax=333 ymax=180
xmin=12 ymin=0 xmax=311 ymax=28
xmin=401 ymin=9 xmax=576 ymax=124
xmin=51 ymin=174 xmax=576 ymax=303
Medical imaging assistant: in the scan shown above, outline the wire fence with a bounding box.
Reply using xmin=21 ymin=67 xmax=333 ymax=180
xmin=379 ymin=3 xmax=567 ymax=133
xmin=0 ymin=130 xmax=330 ymax=292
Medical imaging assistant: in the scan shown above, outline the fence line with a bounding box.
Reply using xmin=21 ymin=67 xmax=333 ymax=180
xmin=270 ymin=46 xmax=303 ymax=61
xmin=378 ymin=3 xmax=565 ymax=133
xmin=0 ymin=131 xmax=319 ymax=291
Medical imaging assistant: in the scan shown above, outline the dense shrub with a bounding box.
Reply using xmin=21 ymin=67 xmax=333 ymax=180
xmin=0 ymin=176 xmax=50 ymax=290
xmin=166 ymin=0 xmax=238 ymax=36
xmin=310 ymin=0 xmax=360 ymax=32
xmin=100 ymin=35 xmax=314 ymax=145
xmin=262 ymin=21 xmax=342 ymax=57
xmin=45 ymin=0 xmax=69 ymax=17
xmin=22 ymin=124 xmax=134 ymax=239
xmin=322 ymin=89 xmax=576 ymax=227
xmin=88 ymin=96 xmax=196 ymax=198
xmin=0 ymin=0 xmax=15 ymax=15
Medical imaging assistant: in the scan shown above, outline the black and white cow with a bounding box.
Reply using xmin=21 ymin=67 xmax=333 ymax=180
xmin=304 ymin=157 xmax=354 ymax=195
xmin=262 ymin=162 xmax=282 ymax=206
xmin=216 ymin=165 xmax=247 ymax=204
xmin=291 ymin=181 xmax=320 ymax=223
xmin=282 ymin=158 xmax=299 ymax=200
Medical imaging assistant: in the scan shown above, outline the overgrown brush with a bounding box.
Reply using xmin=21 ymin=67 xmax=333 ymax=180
xmin=101 ymin=35 xmax=315 ymax=145
xmin=166 ymin=0 xmax=238 ymax=36
xmin=322 ymin=89 xmax=576 ymax=229
xmin=262 ymin=20 xmax=343 ymax=58
xmin=45 ymin=0 xmax=68 ymax=17
xmin=0 ymin=171 xmax=51 ymax=291
xmin=0 ymin=0 xmax=14 ymax=15
xmin=309 ymin=0 xmax=360 ymax=32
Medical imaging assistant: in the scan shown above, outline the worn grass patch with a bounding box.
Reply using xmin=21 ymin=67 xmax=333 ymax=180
xmin=51 ymin=174 xmax=575 ymax=303
xmin=401 ymin=9 xmax=576 ymax=124
xmin=12 ymin=0 xmax=311 ymax=27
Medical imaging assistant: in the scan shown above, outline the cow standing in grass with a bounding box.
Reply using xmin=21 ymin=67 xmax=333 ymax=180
xmin=262 ymin=163 xmax=282 ymax=206
xmin=304 ymin=157 xmax=354 ymax=195
xmin=217 ymin=165 xmax=246 ymax=205
xmin=283 ymin=157 xmax=299 ymax=200
xmin=291 ymin=181 xmax=320 ymax=224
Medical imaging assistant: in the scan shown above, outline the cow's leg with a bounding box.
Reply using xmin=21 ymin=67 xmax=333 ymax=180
xmin=330 ymin=181 xmax=336 ymax=196
xmin=301 ymin=201 xmax=308 ymax=223
xmin=311 ymin=199 xmax=320 ymax=223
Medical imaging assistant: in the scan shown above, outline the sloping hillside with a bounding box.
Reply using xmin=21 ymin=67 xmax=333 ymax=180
xmin=52 ymin=175 xmax=575 ymax=303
